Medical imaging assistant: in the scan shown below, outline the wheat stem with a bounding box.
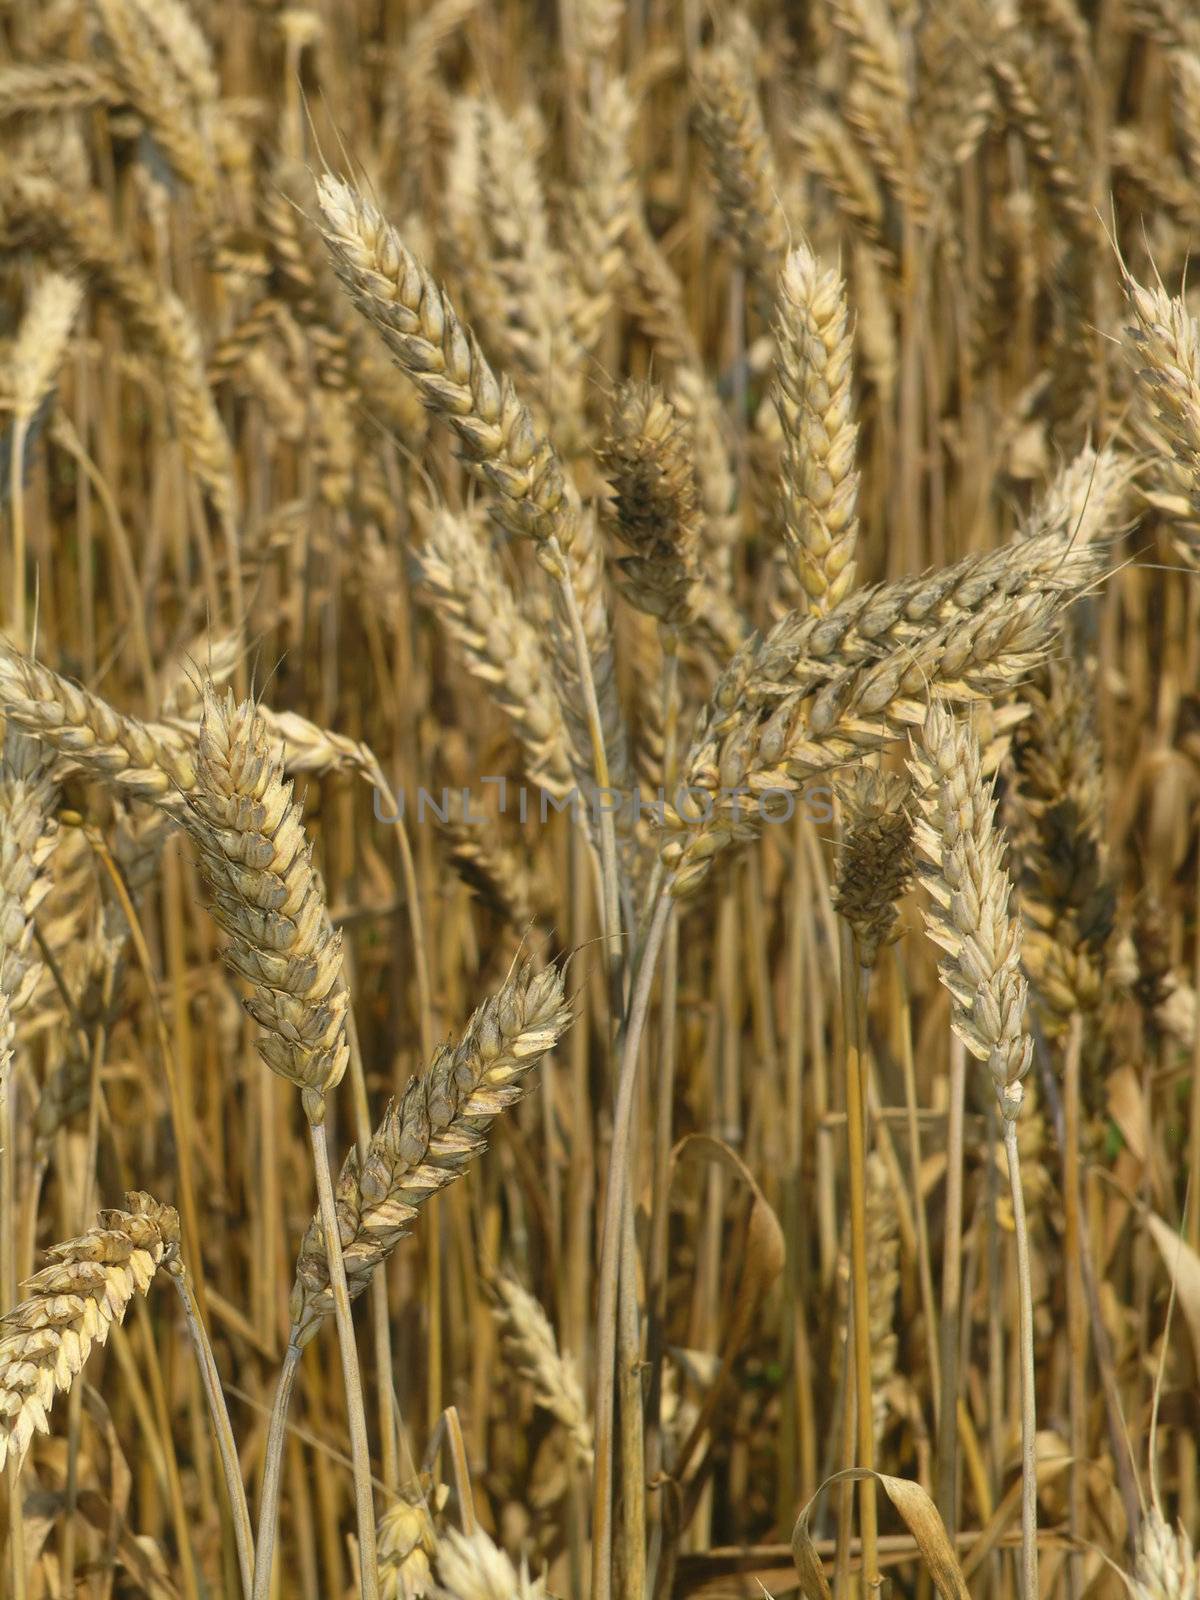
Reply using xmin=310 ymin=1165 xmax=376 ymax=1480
xmin=590 ymin=889 xmax=673 ymax=1600
xmin=166 ymin=1260 xmax=255 ymax=1599
xmin=551 ymin=542 xmax=625 ymax=1010
xmin=1005 ymin=1119 xmax=1039 ymax=1600
xmin=308 ymin=1117 xmax=378 ymax=1600
xmin=839 ymin=923 xmax=879 ymax=1592
xmin=252 ymin=1342 xmax=302 ymax=1600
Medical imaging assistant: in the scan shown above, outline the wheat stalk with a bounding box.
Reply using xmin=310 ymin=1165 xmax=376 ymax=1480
xmin=910 ymin=703 xmax=1038 ymax=1599
xmin=184 ymin=683 xmax=377 ymax=1598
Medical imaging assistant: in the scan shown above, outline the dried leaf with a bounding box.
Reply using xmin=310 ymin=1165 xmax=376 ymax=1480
xmin=1145 ymin=1210 xmax=1200 ymax=1371
xmin=791 ymin=1469 xmax=969 ymax=1600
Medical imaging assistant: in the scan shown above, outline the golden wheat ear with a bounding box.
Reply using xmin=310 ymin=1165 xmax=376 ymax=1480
xmin=289 ymin=958 xmax=573 ymax=1343
xmin=0 ymin=1193 xmax=179 ymax=1474
xmin=486 ymin=1269 xmax=594 ymax=1464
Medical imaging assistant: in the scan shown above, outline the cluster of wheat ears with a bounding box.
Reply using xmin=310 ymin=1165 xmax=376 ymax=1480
xmin=2 ymin=1 xmax=1200 ymax=1598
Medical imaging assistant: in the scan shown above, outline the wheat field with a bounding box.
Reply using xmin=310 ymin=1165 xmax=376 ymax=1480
xmin=1 ymin=1 xmax=1199 ymax=1598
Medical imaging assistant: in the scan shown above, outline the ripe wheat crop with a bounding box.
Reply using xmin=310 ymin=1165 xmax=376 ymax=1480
xmin=0 ymin=3 xmax=1198 ymax=1599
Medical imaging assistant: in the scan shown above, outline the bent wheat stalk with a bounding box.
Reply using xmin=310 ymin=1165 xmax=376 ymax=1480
xmin=183 ymin=684 xmax=377 ymax=1600
xmin=911 ymin=704 xmax=1038 ymax=1600
xmin=252 ymin=958 xmax=572 ymax=1599
xmin=314 ymin=168 xmax=627 ymax=999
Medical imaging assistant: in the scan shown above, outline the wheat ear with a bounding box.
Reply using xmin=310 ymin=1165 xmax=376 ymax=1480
xmin=1009 ymin=661 xmax=1115 ymax=1031
xmin=434 ymin=1525 xmax=547 ymax=1600
xmin=315 ymin=171 xmax=627 ymax=979
xmin=694 ymin=14 xmax=791 ymax=313
xmin=1126 ymin=1503 xmax=1198 ymax=1600
xmin=412 ymin=507 xmax=575 ymax=797
xmin=1121 ymin=260 xmax=1200 ymax=543
xmin=773 ymin=244 xmax=861 ymax=615
xmin=184 ymin=684 xmax=378 ymax=1600
xmin=377 ymin=1494 xmax=438 ymax=1600
xmin=0 ymin=1193 xmax=179 ymax=1474
xmin=487 ymin=1270 xmax=594 ymax=1465
xmin=289 ymin=958 xmax=572 ymax=1341
xmin=254 ymin=959 xmax=570 ymax=1598
xmin=314 ymin=173 xmax=574 ymax=568
xmin=93 ymin=0 xmax=216 ymax=215
xmin=8 ymin=270 xmax=83 ymax=646
xmin=0 ymin=731 xmax=59 ymax=1093
xmin=911 ymin=704 xmax=1038 ymax=1600
xmin=600 ymin=381 xmax=700 ymax=629
xmin=0 ymin=61 xmax=119 ymax=117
